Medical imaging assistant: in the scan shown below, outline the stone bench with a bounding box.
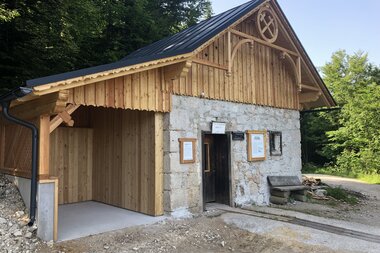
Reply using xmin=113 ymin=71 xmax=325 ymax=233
xmin=267 ymin=176 xmax=309 ymax=204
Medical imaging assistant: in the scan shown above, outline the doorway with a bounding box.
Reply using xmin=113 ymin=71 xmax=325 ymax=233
xmin=202 ymin=133 xmax=231 ymax=208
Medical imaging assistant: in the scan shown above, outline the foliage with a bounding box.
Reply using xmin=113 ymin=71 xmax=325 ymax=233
xmin=302 ymin=50 xmax=380 ymax=178
xmin=0 ymin=3 xmax=19 ymax=22
xmin=328 ymin=83 xmax=380 ymax=175
xmin=326 ymin=187 xmax=358 ymax=205
xmin=0 ymin=0 xmax=212 ymax=93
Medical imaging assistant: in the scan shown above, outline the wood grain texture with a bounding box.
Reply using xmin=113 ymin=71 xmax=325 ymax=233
xmin=91 ymin=108 xmax=163 ymax=216
xmin=49 ymin=127 xmax=93 ymax=204
xmin=67 ymin=69 xmax=170 ymax=112
xmin=0 ymin=116 xmax=39 ymax=178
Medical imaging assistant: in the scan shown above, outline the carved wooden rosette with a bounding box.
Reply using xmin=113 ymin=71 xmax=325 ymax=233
xmin=257 ymin=6 xmax=279 ymax=43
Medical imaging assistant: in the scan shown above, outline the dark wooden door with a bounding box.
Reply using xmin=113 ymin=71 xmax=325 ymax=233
xmin=203 ymin=134 xmax=230 ymax=205
xmin=203 ymin=134 xmax=216 ymax=203
xmin=214 ymin=135 xmax=230 ymax=205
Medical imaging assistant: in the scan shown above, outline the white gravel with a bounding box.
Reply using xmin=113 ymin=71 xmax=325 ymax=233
xmin=0 ymin=173 xmax=45 ymax=252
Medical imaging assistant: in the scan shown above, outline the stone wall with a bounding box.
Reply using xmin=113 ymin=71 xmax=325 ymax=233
xmin=163 ymin=95 xmax=301 ymax=216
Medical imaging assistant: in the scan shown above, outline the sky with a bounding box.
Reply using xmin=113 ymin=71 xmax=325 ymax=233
xmin=210 ymin=0 xmax=380 ymax=67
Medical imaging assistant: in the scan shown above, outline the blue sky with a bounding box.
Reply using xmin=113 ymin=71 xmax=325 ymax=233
xmin=210 ymin=0 xmax=380 ymax=67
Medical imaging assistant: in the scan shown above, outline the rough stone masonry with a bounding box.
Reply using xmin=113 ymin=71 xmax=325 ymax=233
xmin=163 ymin=95 xmax=302 ymax=217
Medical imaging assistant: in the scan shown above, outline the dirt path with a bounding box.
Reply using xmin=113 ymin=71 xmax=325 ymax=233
xmin=304 ymin=174 xmax=380 ymax=199
xmin=272 ymin=174 xmax=380 ymax=227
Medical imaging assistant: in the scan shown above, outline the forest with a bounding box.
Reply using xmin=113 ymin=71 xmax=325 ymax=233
xmin=1 ymin=1 xmax=380 ymax=182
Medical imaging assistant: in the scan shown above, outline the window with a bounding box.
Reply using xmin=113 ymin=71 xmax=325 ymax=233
xmin=269 ymin=131 xmax=282 ymax=156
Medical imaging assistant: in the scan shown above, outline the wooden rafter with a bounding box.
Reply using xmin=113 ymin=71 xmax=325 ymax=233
xmin=49 ymin=104 xmax=80 ymax=133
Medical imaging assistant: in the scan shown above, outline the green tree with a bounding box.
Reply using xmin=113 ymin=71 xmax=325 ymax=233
xmin=301 ymin=50 xmax=380 ymax=176
xmin=0 ymin=3 xmax=19 ymax=22
xmin=0 ymin=0 xmax=212 ymax=93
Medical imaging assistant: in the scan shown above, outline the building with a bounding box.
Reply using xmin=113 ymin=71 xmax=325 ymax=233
xmin=0 ymin=0 xmax=335 ymax=241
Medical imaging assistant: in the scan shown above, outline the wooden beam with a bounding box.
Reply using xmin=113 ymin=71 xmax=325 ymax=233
xmin=300 ymin=92 xmax=322 ymax=103
xmin=154 ymin=113 xmax=164 ymax=215
xmin=39 ymin=114 xmax=50 ymax=177
xmin=301 ymin=84 xmax=320 ymax=92
xmin=227 ymin=31 xmax=232 ymax=76
xmin=9 ymin=90 xmax=69 ymax=120
xmin=192 ymin=58 xmax=228 ymax=71
xmin=163 ymin=61 xmax=192 ymax=81
xmin=49 ymin=104 xmax=80 ymax=133
xmin=230 ymin=29 xmax=299 ymax=57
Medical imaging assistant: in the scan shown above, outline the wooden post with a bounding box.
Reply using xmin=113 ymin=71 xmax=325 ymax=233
xmin=154 ymin=112 xmax=164 ymax=215
xmin=39 ymin=115 xmax=50 ymax=179
xmin=227 ymin=31 xmax=232 ymax=76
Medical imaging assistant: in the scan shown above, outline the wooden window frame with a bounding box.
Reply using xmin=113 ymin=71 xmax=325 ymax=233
xmin=179 ymin=138 xmax=197 ymax=164
xmin=246 ymin=130 xmax=267 ymax=162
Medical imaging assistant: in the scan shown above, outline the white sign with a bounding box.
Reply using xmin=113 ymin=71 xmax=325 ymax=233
xmin=251 ymin=133 xmax=265 ymax=158
xmin=212 ymin=122 xmax=226 ymax=134
xmin=183 ymin=141 xmax=194 ymax=161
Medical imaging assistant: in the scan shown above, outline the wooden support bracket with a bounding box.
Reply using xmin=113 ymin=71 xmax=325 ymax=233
xmin=9 ymin=90 xmax=69 ymax=120
xmin=49 ymin=104 xmax=80 ymax=133
xmin=164 ymin=61 xmax=192 ymax=81
xmin=300 ymin=92 xmax=322 ymax=103
xmin=280 ymin=52 xmax=301 ymax=91
xmin=300 ymin=84 xmax=320 ymax=92
xmin=227 ymin=38 xmax=254 ymax=76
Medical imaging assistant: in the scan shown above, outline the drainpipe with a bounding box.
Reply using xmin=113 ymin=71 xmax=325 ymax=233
xmin=0 ymin=87 xmax=38 ymax=226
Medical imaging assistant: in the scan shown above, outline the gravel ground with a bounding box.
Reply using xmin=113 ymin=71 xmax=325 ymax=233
xmin=0 ymin=173 xmax=46 ymax=252
xmin=274 ymin=174 xmax=380 ymax=227
xmin=1 ymin=173 xmax=340 ymax=253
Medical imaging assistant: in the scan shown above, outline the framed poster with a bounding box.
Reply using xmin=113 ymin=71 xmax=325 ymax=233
xmin=179 ymin=138 xmax=197 ymax=164
xmin=246 ymin=130 xmax=267 ymax=161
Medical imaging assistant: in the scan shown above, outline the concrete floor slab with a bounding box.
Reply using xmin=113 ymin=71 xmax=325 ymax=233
xmin=58 ymin=201 xmax=165 ymax=241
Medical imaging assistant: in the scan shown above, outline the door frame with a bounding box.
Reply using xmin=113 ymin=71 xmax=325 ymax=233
xmin=202 ymin=131 xmax=232 ymax=211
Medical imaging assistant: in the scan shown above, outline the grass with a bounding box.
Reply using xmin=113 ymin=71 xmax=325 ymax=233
xmin=356 ymin=173 xmax=380 ymax=184
xmin=302 ymin=163 xmax=380 ymax=184
xmin=325 ymin=187 xmax=359 ymax=205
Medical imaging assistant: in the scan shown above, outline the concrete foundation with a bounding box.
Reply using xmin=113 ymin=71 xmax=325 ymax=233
xmin=58 ymin=201 xmax=165 ymax=241
xmin=163 ymin=95 xmax=302 ymax=216
xmin=37 ymin=181 xmax=56 ymax=241
xmin=6 ymin=175 xmax=31 ymax=210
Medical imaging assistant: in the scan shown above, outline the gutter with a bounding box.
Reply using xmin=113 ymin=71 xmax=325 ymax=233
xmin=301 ymin=107 xmax=341 ymax=114
xmin=0 ymin=87 xmax=39 ymax=226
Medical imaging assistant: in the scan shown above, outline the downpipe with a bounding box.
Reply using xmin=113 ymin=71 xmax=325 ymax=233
xmin=1 ymin=101 xmax=39 ymax=226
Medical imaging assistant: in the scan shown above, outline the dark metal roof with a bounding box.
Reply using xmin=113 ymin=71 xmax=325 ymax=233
xmin=26 ymin=0 xmax=263 ymax=87
xmin=0 ymin=87 xmax=32 ymax=104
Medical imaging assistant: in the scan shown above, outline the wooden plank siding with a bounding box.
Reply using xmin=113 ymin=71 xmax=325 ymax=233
xmin=170 ymin=31 xmax=299 ymax=110
xmin=0 ymin=116 xmax=39 ymax=179
xmin=91 ymin=108 xmax=163 ymax=216
xmin=49 ymin=127 xmax=93 ymax=204
xmin=67 ymin=69 xmax=171 ymax=112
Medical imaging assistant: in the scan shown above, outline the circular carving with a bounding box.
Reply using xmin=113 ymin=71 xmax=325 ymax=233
xmin=257 ymin=7 xmax=279 ymax=43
